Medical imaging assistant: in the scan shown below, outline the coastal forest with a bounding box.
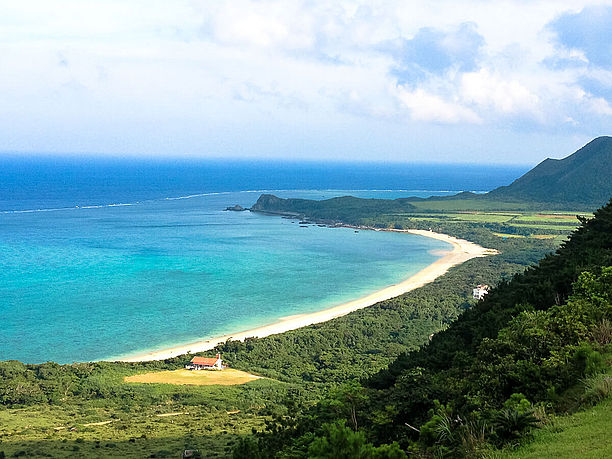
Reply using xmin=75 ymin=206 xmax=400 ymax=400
xmin=1 ymin=139 xmax=612 ymax=458
xmin=233 ymin=197 xmax=612 ymax=458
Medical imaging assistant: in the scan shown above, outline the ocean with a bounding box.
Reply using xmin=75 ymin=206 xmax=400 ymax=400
xmin=0 ymin=157 xmax=527 ymax=363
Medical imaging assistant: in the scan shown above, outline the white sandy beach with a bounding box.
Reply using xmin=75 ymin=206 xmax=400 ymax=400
xmin=120 ymin=229 xmax=497 ymax=362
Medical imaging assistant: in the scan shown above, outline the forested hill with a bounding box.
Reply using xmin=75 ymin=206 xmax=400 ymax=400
xmin=371 ymin=198 xmax=612 ymax=391
xmin=235 ymin=199 xmax=612 ymax=458
xmin=250 ymin=193 xmax=415 ymax=221
xmin=486 ymin=136 xmax=612 ymax=206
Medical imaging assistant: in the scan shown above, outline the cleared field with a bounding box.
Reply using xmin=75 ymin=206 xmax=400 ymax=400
xmin=514 ymin=215 xmax=581 ymax=223
xmin=124 ymin=368 xmax=260 ymax=386
xmin=447 ymin=213 xmax=514 ymax=223
xmin=535 ymin=213 xmax=581 ymax=219
xmin=493 ymin=233 xmax=524 ymax=238
xmin=390 ymin=207 xmax=589 ymax=235
xmin=410 ymin=200 xmax=532 ymax=211
xmin=393 ymin=207 xmax=588 ymax=228
xmin=511 ymin=223 xmax=579 ymax=231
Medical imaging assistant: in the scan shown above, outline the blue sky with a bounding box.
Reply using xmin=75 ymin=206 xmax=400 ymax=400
xmin=1 ymin=1 xmax=611 ymax=164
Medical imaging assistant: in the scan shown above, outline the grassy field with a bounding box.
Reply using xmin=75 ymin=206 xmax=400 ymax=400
xmin=125 ymin=368 xmax=261 ymax=386
xmin=492 ymin=233 xmax=525 ymax=238
xmin=493 ymin=399 xmax=612 ymax=459
xmin=0 ymin=378 xmax=285 ymax=458
xmin=0 ymin=370 xmax=288 ymax=458
xmin=494 ymin=360 xmax=612 ymax=459
xmin=0 ymin=404 xmax=261 ymax=458
xmin=408 ymin=198 xmax=596 ymax=213
xmin=382 ymin=207 xmax=590 ymax=236
xmin=409 ymin=199 xmax=535 ymax=211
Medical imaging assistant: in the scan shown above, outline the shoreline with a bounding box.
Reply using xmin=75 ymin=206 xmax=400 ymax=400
xmin=118 ymin=229 xmax=497 ymax=362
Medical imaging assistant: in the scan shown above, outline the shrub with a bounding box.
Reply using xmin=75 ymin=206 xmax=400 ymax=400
xmin=491 ymin=408 xmax=538 ymax=444
xmin=503 ymin=393 xmax=532 ymax=414
xmin=307 ymin=421 xmax=407 ymax=458
xmin=591 ymin=318 xmax=612 ymax=345
xmin=573 ymin=344 xmax=606 ymax=376
xmin=581 ymin=373 xmax=612 ymax=405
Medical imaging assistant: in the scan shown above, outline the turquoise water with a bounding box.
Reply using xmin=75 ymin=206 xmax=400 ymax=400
xmin=1 ymin=159 xmax=527 ymax=364
xmin=0 ymin=190 xmax=450 ymax=363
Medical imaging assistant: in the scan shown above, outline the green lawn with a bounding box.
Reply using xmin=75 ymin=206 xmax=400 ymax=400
xmin=495 ymin=399 xmax=612 ymax=459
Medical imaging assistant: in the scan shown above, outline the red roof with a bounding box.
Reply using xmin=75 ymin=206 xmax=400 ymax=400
xmin=191 ymin=356 xmax=219 ymax=366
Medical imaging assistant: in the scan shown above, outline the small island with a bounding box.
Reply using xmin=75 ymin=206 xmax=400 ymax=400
xmin=224 ymin=204 xmax=248 ymax=211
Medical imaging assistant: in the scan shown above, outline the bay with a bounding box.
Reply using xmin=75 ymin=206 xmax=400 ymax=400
xmin=0 ymin=158 xmax=526 ymax=363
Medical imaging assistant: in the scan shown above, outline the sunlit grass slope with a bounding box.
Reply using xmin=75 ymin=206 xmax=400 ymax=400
xmin=496 ymin=398 xmax=612 ymax=459
xmin=125 ymin=368 xmax=261 ymax=386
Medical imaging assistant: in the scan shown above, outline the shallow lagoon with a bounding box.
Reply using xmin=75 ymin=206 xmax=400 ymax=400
xmin=0 ymin=190 xmax=452 ymax=363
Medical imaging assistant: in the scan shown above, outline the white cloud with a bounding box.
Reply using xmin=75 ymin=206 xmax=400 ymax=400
xmin=202 ymin=2 xmax=316 ymax=50
xmin=460 ymin=69 xmax=541 ymax=116
xmin=587 ymin=97 xmax=612 ymax=115
xmin=396 ymin=86 xmax=481 ymax=124
xmin=567 ymin=87 xmax=612 ymax=115
xmin=1 ymin=0 xmax=612 ymax=161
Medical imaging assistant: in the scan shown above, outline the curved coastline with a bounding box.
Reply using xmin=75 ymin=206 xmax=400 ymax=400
xmin=118 ymin=229 xmax=497 ymax=362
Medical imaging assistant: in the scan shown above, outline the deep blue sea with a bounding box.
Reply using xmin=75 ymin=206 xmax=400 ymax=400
xmin=0 ymin=157 xmax=528 ymax=363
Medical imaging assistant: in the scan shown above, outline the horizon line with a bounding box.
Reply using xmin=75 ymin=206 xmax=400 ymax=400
xmin=0 ymin=151 xmax=535 ymax=167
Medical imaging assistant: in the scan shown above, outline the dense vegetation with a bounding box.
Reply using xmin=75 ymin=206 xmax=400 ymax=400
xmin=231 ymin=199 xmax=612 ymax=458
xmin=0 ymin=357 xmax=299 ymax=457
xmin=251 ymin=193 xmax=417 ymax=221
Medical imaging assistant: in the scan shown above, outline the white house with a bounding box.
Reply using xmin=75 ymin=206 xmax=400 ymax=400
xmin=186 ymin=354 xmax=223 ymax=370
xmin=473 ymin=284 xmax=490 ymax=300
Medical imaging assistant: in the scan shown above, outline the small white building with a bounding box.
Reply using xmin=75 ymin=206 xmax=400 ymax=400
xmin=186 ymin=354 xmax=223 ymax=370
xmin=473 ymin=284 xmax=490 ymax=300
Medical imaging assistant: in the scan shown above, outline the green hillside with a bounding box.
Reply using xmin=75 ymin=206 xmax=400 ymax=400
xmin=487 ymin=136 xmax=612 ymax=206
xmin=235 ymin=200 xmax=612 ymax=458
xmin=250 ymin=193 xmax=416 ymax=221
xmin=496 ymin=398 xmax=612 ymax=459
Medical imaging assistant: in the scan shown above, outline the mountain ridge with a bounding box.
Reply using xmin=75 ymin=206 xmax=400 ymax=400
xmin=486 ymin=136 xmax=612 ymax=205
xmin=250 ymin=137 xmax=612 ymax=210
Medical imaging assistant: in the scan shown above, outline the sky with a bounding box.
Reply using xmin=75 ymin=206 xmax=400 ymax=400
xmin=1 ymin=1 xmax=612 ymax=164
